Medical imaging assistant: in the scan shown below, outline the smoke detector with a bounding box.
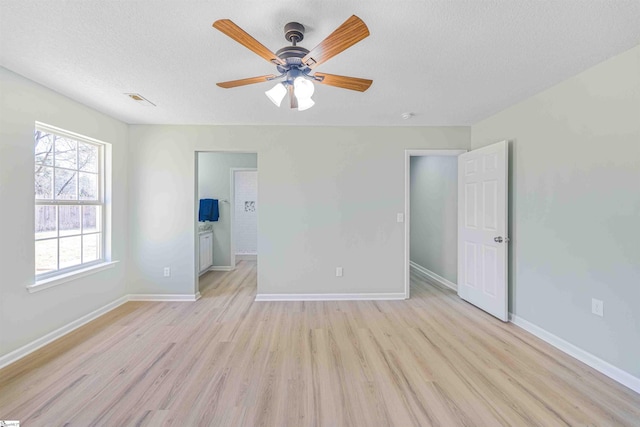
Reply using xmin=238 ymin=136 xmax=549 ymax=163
xmin=401 ymin=112 xmax=414 ymax=120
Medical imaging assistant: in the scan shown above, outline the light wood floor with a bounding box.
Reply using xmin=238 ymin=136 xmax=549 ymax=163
xmin=1 ymin=261 xmax=639 ymax=426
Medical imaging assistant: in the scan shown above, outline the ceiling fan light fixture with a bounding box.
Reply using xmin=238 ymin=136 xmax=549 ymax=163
xmin=265 ymin=83 xmax=287 ymax=107
xmin=293 ymin=77 xmax=314 ymax=100
xmin=297 ymin=97 xmax=315 ymax=111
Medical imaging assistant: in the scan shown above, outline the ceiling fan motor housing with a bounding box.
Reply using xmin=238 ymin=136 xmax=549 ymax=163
xmin=275 ymin=46 xmax=309 ymax=62
xmin=275 ymin=22 xmax=313 ymax=79
xmin=275 ymin=47 xmax=312 ymax=80
xmin=284 ymin=22 xmax=305 ymax=44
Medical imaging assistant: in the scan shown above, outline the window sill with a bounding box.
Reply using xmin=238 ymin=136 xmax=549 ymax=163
xmin=27 ymin=261 xmax=119 ymax=294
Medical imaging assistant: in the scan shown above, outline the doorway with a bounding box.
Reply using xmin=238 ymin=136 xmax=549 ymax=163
xmin=404 ymin=142 xmax=509 ymax=321
xmin=404 ymin=150 xmax=465 ymax=299
xmin=196 ymin=152 xmax=258 ymax=294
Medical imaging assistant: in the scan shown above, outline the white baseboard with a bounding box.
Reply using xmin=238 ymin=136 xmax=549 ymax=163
xmin=209 ymin=266 xmax=234 ymax=272
xmin=255 ymin=293 xmax=407 ymax=302
xmin=0 ymin=292 xmax=202 ymax=370
xmin=0 ymin=295 xmax=129 ymax=370
xmin=509 ymin=313 xmax=640 ymax=394
xmin=235 ymin=254 xmax=257 ymax=261
xmin=410 ymin=261 xmax=457 ymax=291
xmin=128 ymin=292 xmax=201 ymax=302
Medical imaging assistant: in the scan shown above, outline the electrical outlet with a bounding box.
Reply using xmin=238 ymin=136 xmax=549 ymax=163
xmin=397 ymin=213 xmax=404 ymax=223
xmin=336 ymin=267 xmax=343 ymax=277
xmin=163 ymin=267 xmax=171 ymax=277
xmin=591 ymin=298 xmax=603 ymax=317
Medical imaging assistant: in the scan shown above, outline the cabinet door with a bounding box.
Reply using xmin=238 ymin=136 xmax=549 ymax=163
xmin=199 ymin=234 xmax=210 ymax=271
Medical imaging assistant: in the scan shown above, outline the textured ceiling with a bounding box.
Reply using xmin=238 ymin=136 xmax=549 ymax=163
xmin=1 ymin=0 xmax=639 ymax=126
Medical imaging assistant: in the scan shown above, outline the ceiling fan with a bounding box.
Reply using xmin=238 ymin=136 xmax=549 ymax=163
xmin=212 ymin=15 xmax=372 ymax=111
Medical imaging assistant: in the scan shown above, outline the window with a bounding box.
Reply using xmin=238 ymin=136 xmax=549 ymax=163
xmin=34 ymin=124 xmax=106 ymax=279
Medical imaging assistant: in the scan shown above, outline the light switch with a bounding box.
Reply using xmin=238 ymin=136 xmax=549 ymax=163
xmin=397 ymin=213 xmax=404 ymax=223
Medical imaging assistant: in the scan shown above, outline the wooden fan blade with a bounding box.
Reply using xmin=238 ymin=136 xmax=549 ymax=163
xmin=302 ymin=15 xmax=369 ymax=69
xmin=288 ymin=85 xmax=298 ymax=109
xmin=314 ymin=73 xmax=372 ymax=92
xmin=213 ymin=19 xmax=286 ymax=66
xmin=216 ymin=75 xmax=276 ymax=88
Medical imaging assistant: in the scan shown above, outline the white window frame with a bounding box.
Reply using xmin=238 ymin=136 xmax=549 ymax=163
xmin=30 ymin=122 xmax=115 ymax=292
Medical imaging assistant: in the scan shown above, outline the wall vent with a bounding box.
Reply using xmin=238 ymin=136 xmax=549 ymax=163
xmin=124 ymin=93 xmax=156 ymax=107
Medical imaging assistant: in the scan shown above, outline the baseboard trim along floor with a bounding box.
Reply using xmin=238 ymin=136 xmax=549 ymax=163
xmin=255 ymin=293 xmax=407 ymax=301
xmin=128 ymin=293 xmax=201 ymax=302
xmin=509 ymin=313 xmax=640 ymax=394
xmin=235 ymin=254 xmax=257 ymax=261
xmin=0 ymin=292 xmax=201 ymax=370
xmin=0 ymin=295 xmax=128 ymax=370
xmin=209 ymin=266 xmax=234 ymax=272
xmin=409 ymin=261 xmax=458 ymax=291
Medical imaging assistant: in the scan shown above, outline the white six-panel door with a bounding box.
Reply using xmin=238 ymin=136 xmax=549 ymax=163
xmin=457 ymin=141 xmax=509 ymax=321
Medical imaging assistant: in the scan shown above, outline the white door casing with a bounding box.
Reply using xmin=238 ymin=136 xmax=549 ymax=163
xmin=457 ymin=141 xmax=508 ymax=321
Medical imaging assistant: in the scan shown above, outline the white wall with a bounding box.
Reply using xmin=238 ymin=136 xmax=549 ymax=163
xmin=410 ymin=156 xmax=458 ymax=283
xmin=234 ymin=170 xmax=258 ymax=255
xmin=0 ymin=67 xmax=128 ymax=358
xmin=198 ymin=153 xmax=257 ymax=267
xmin=128 ymin=126 xmax=470 ymax=296
xmin=471 ymin=45 xmax=640 ymax=377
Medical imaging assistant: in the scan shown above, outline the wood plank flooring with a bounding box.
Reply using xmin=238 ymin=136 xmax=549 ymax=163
xmin=1 ymin=260 xmax=639 ymax=426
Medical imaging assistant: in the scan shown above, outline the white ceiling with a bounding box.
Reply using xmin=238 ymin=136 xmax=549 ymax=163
xmin=1 ymin=1 xmax=638 ymax=126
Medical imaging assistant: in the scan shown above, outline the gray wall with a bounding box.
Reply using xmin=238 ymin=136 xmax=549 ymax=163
xmin=471 ymin=45 xmax=640 ymax=377
xmin=198 ymin=152 xmax=257 ymax=267
xmin=410 ymin=156 xmax=458 ymax=283
xmin=128 ymin=126 xmax=470 ymax=296
xmin=0 ymin=67 xmax=129 ymax=358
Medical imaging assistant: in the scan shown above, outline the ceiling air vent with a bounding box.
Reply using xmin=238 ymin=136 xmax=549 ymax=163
xmin=125 ymin=93 xmax=156 ymax=107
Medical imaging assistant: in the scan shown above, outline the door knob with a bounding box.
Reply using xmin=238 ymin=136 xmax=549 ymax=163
xmin=494 ymin=236 xmax=503 ymax=243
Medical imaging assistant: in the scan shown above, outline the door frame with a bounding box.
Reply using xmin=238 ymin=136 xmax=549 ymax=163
xmin=229 ymin=167 xmax=258 ymax=269
xmin=404 ymin=149 xmax=467 ymax=299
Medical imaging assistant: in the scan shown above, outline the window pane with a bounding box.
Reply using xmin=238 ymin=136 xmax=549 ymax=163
xmin=59 ymin=236 xmax=81 ymax=269
xmin=59 ymin=205 xmax=81 ymax=236
xmin=35 ymin=165 xmax=53 ymax=199
xmin=36 ymin=239 xmax=57 ymax=274
xmin=54 ymin=168 xmax=77 ymax=200
xmin=78 ymin=142 xmax=98 ymax=172
xmin=83 ymin=234 xmax=100 ymax=263
xmin=54 ymin=136 xmax=77 ymax=169
xmin=35 ymin=205 xmax=57 ymax=240
xmin=35 ymin=131 xmax=54 ymax=166
xmin=83 ymin=205 xmax=101 ymax=233
xmin=79 ymin=172 xmax=98 ymax=200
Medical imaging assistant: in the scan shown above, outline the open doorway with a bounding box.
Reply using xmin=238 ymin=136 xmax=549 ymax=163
xmin=404 ymin=150 xmax=465 ymax=298
xmin=196 ymin=152 xmax=257 ymax=294
xmin=404 ymin=143 xmax=509 ymax=321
